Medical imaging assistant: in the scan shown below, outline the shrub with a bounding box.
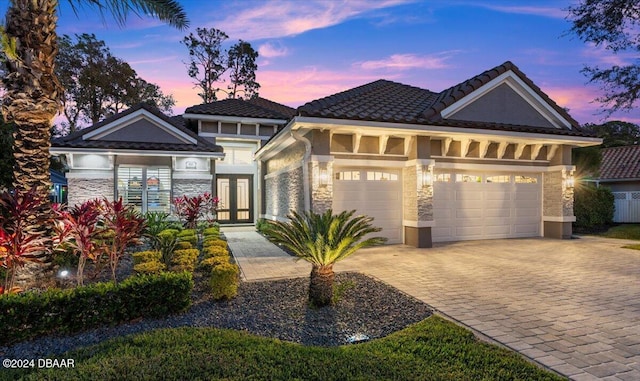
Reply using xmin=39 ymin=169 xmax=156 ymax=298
xmin=203 ymin=238 xmax=227 ymax=249
xmin=198 ymin=256 xmax=229 ymax=272
xmin=0 ymin=272 xmax=193 ymax=345
xmin=171 ymin=249 xmax=200 ymax=272
xmin=156 ymin=233 xmax=179 ymax=266
xmin=178 ymin=229 xmax=197 ymax=237
xmin=209 ymin=262 xmax=239 ymax=300
xmin=175 ymin=241 xmax=193 ymax=250
xmin=203 ymin=227 xmax=220 ymax=237
xmin=574 ymin=185 xmax=615 ymax=231
xmin=144 ymin=211 xmax=171 ymax=239
xmin=132 ymin=251 xmax=161 ymax=265
xmin=133 ymin=261 xmax=166 ymax=274
xmin=203 ymin=245 xmax=229 ymax=258
xmin=158 ymin=229 xmax=180 ymax=239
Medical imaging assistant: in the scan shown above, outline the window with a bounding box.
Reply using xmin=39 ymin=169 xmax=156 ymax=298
xmin=515 ymin=175 xmax=538 ymax=184
xmin=219 ymin=148 xmax=253 ymax=166
xmin=335 ymin=171 xmax=360 ymax=181
xmin=366 ymin=171 xmax=398 ymax=181
xmin=434 ymin=173 xmax=451 ymax=182
xmin=456 ymin=174 xmax=481 ymax=183
xmin=486 ymin=175 xmax=510 ymax=183
xmin=117 ymin=167 xmax=171 ymax=213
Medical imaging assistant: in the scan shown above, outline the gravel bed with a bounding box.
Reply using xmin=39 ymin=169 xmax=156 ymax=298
xmin=0 ymin=272 xmax=432 ymax=360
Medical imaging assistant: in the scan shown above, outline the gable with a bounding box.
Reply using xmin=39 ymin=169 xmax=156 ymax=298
xmin=441 ymin=70 xmax=573 ymax=129
xmin=448 ymin=83 xmax=555 ymax=128
xmin=99 ymin=118 xmax=187 ymax=144
xmin=82 ymin=109 xmax=197 ymax=145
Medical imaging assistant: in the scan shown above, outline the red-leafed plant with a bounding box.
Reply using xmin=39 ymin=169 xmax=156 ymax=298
xmin=52 ymin=200 xmax=104 ymax=286
xmin=0 ymin=188 xmax=50 ymax=293
xmin=100 ymin=198 xmax=146 ymax=283
xmin=173 ymin=193 xmax=219 ymax=229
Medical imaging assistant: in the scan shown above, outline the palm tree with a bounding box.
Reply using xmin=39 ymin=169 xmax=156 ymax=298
xmin=266 ymin=209 xmax=386 ymax=307
xmin=0 ymin=0 xmax=188 ymax=287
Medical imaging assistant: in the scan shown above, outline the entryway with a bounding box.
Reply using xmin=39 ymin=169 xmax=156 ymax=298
xmin=216 ymin=174 xmax=253 ymax=224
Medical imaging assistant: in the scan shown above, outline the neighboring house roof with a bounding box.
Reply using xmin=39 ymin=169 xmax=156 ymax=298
xmin=600 ymin=145 xmax=640 ymax=180
xmin=297 ymin=61 xmax=592 ymax=138
xmin=52 ymin=103 xmax=222 ymax=153
xmin=185 ymin=97 xmax=295 ymax=120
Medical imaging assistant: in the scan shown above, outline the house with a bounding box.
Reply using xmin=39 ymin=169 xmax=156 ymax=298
xmin=51 ymin=61 xmax=600 ymax=247
xmin=598 ymin=145 xmax=640 ymax=222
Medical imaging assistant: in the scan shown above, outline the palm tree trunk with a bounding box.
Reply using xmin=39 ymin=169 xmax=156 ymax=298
xmin=309 ymin=264 xmax=334 ymax=307
xmin=2 ymin=0 xmax=63 ymax=288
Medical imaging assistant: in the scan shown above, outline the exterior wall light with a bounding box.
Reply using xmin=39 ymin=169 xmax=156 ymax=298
xmin=319 ymin=167 xmax=329 ymax=187
xmin=565 ymin=174 xmax=575 ymax=189
xmin=421 ymin=167 xmax=433 ymax=188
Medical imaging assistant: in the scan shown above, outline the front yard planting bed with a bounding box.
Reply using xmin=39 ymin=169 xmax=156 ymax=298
xmin=4 ymin=316 xmax=562 ymax=381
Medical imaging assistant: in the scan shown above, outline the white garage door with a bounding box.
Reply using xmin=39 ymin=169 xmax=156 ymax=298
xmin=433 ymin=172 xmax=541 ymax=242
xmin=333 ymin=168 xmax=403 ymax=244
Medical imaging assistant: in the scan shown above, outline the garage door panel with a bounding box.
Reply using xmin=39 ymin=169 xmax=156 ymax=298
xmin=433 ymin=172 xmax=542 ymax=243
xmin=333 ymin=169 xmax=402 ymax=244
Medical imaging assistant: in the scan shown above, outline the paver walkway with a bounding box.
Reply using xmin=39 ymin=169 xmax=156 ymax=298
xmin=222 ymin=227 xmax=640 ymax=381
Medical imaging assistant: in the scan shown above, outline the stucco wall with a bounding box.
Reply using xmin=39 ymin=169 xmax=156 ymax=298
xmin=266 ymin=142 xmax=306 ymax=173
xmin=264 ymin=165 xmax=304 ymax=218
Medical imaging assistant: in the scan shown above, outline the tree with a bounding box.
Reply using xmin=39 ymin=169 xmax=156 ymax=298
xmin=585 ymin=120 xmax=640 ymax=147
xmin=57 ymin=33 xmax=175 ymax=133
xmin=182 ymin=28 xmax=260 ymax=103
xmin=265 ymin=209 xmax=386 ymax=307
xmin=226 ymin=40 xmax=260 ymax=99
xmin=0 ymin=115 xmax=14 ymax=191
xmin=568 ymin=0 xmax=640 ymax=113
xmin=0 ymin=0 xmax=187 ymax=288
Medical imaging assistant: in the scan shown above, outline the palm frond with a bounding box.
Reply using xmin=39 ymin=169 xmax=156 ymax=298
xmin=67 ymin=0 xmax=189 ymax=30
xmin=265 ymin=209 xmax=387 ymax=266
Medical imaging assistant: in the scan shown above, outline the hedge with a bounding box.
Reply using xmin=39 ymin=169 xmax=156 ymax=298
xmin=0 ymin=272 xmax=193 ymax=346
xmin=574 ymin=185 xmax=614 ymax=230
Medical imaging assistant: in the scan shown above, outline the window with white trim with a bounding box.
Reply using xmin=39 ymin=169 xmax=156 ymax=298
xmin=486 ymin=175 xmax=511 ymax=183
xmin=335 ymin=171 xmax=361 ymax=181
xmin=515 ymin=175 xmax=538 ymax=184
xmin=117 ymin=167 xmax=171 ymax=213
xmin=456 ymin=174 xmax=482 ymax=183
xmin=434 ymin=173 xmax=451 ymax=182
xmin=366 ymin=171 xmax=398 ymax=181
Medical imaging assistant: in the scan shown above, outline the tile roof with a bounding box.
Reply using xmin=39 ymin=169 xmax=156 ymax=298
xmin=600 ymin=146 xmax=640 ymax=180
xmin=52 ymin=103 xmax=222 ymax=153
xmin=185 ymin=97 xmax=295 ymax=120
xmin=297 ymin=61 xmax=591 ymax=137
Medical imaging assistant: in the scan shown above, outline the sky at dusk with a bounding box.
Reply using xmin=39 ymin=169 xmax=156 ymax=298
xmin=2 ymin=0 xmax=637 ymax=126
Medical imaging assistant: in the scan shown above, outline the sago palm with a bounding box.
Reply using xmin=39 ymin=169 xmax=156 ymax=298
xmin=266 ymin=209 xmax=386 ymax=307
xmin=1 ymin=0 xmax=187 ymax=287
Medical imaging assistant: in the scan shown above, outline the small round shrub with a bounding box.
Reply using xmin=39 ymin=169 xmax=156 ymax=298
xmin=203 ymin=239 xmax=227 ymax=249
xmin=178 ymin=229 xmax=197 ymax=237
xmin=171 ymin=249 xmax=200 ymax=272
xmin=203 ymin=245 xmax=228 ymax=258
xmin=175 ymin=241 xmax=193 ymax=250
xmin=210 ymin=262 xmax=239 ymax=300
xmin=198 ymin=256 xmax=230 ymax=272
xmin=203 ymin=227 xmax=220 ymax=237
xmin=133 ymin=260 xmax=165 ymax=274
xmin=133 ymin=251 xmax=162 ymax=265
xmin=158 ymin=229 xmax=180 ymax=239
xmin=178 ymin=234 xmax=197 ymax=246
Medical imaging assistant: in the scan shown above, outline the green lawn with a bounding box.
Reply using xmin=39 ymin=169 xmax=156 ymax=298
xmin=599 ymin=224 xmax=640 ymax=240
xmin=5 ymin=316 xmax=562 ymax=381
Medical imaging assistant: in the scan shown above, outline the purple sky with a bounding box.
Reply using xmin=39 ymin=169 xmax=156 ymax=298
xmin=2 ymin=0 xmax=637 ymax=125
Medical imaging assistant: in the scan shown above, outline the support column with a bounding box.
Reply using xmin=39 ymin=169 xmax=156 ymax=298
xmin=543 ymin=165 xmax=575 ymax=239
xmin=403 ymin=135 xmax=434 ymax=248
xmin=309 ymin=155 xmax=334 ymax=214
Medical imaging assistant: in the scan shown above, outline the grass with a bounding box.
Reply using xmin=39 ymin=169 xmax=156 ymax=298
xmin=5 ymin=316 xmax=562 ymax=381
xmin=598 ymin=224 xmax=640 ymax=240
xmin=622 ymin=244 xmax=640 ymax=251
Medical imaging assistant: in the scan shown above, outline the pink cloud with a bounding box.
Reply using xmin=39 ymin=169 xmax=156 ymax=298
xmin=355 ymin=51 xmax=460 ymax=71
xmin=258 ymin=42 xmax=289 ymax=58
xmin=215 ymin=0 xmax=415 ymax=40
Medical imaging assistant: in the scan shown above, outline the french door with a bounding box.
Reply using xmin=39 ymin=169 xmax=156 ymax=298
xmin=216 ymin=175 xmax=253 ymax=224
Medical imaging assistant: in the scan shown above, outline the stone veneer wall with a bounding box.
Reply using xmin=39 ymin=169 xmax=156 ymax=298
xmin=310 ymin=160 xmax=333 ymax=214
xmin=173 ymin=179 xmax=212 ymax=198
xmin=67 ymin=177 xmax=114 ymax=207
xmin=543 ymin=170 xmax=573 ymax=217
xmin=264 ymin=166 xmax=304 ymax=218
xmin=402 ymin=164 xmax=433 ymax=222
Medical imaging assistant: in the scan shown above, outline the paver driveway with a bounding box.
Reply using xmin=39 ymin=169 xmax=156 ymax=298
xmin=224 ymin=229 xmax=640 ymax=381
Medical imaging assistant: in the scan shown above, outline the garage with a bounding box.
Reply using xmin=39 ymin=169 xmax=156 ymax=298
xmin=333 ymin=168 xmax=403 ymax=244
xmin=432 ymin=171 xmax=541 ymax=242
